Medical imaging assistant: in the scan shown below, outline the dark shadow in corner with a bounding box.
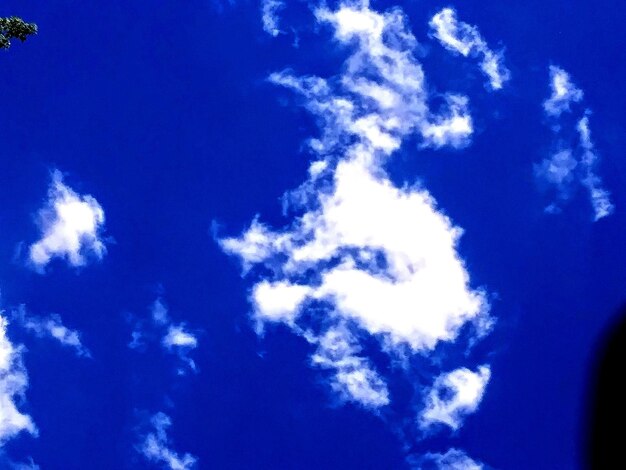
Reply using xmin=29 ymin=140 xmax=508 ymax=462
xmin=585 ymin=303 xmax=626 ymax=469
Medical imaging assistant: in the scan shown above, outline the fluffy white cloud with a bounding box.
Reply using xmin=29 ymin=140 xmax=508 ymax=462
xmin=420 ymin=366 xmax=491 ymax=431
xmin=252 ymin=281 xmax=311 ymax=325
xmin=0 ymin=316 xmax=36 ymax=445
xmin=429 ymin=8 xmax=510 ymax=90
xmin=138 ymin=412 xmax=196 ymax=470
xmin=11 ymin=307 xmax=91 ymax=358
xmin=220 ymin=0 xmax=491 ymax=416
xmin=261 ymin=0 xmax=285 ymax=37
xmin=28 ymin=171 xmax=106 ymax=270
xmin=224 ymin=155 xmax=489 ymax=353
xmin=543 ymin=66 xmax=583 ymax=117
xmin=412 ymin=448 xmax=484 ymax=470
xmin=537 ymin=67 xmax=613 ymax=220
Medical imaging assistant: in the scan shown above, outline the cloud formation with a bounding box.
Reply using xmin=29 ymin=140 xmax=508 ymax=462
xmin=138 ymin=412 xmax=197 ymax=470
xmin=429 ymin=8 xmax=510 ymax=90
xmin=310 ymin=325 xmax=389 ymax=408
xmin=0 ymin=316 xmax=36 ymax=445
xmin=267 ymin=2 xmax=475 ymax=154
xmin=543 ymin=66 xmax=583 ymax=117
xmin=221 ymin=0 xmax=491 ymax=433
xmin=576 ymin=117 xmax=614 ymax=220
xmin=536 ymin=67 xmax=614 ymax=220
xmin=11 ymin=307 xmax=91 ymax=358
xmin=261 ymin=0 xmax=285 ymax=37
xmin=411 ymin=448 xmax=484 ymax=469
xmin=420 ymin=366 xmax=491 ymax=431
xmin=129 ymin=299 xmax=199 ymax=375
xmin=28 ymin=171 xmax=106 ymax=270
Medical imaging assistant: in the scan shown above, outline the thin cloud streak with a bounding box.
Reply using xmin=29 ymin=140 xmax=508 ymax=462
xmin=429 ymin=8 xmax=510 ymax=90
xmin=11 ymin=307 xmax=91 ymax=358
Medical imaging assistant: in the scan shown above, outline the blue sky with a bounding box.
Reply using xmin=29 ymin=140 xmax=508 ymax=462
xmin=0 ymin=0 xmax=625 ymax=468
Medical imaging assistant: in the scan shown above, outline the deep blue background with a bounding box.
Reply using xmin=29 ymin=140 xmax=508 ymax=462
xmin=1 ymin=0 xmax=625 ymax=468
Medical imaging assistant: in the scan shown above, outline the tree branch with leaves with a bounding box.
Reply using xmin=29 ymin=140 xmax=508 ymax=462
xmin=0 ymin=16 xmax=37 ymax=50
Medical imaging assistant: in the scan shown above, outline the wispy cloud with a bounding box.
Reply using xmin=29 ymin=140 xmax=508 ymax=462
xmin=577 ymin=116 xmax=614 ymax=220
xmin=0 ymin=315 xmax=36 ymax=445
xmin=267 ymin=2 xmax=475 ymax=155
xmin=543 ymin=66 xmax=583 ymax=117
xmin=429 ymin=8 xmax=510 ymax=90
xmin=220 ymin=1 xmax=492 ymax=448
xmin=28 ymin=170 xmax=106 ymax=271
xmin=310 ymin=325 xmax=389 ymax=408
xmin=138 ymin=412 xmax=197 ymax=470
xmin=1 ymin=456 xmax=40 ymax=470
xmin=162 ymin=326 xmax=198 ymax=350
xmin=410 ymin=448 xmax=484 ymax=469
xmin=11 ymin=307 xmax=91 ymax=358
xmin=536 ymin=67 xmax=614 ymax=220
xmin=420 ymin=366 xmax=491 ymax=431
xmin=129 ymin=299 xmax=199 ymax=375
xmin=261 ymin=0 xmax=285 ymax=37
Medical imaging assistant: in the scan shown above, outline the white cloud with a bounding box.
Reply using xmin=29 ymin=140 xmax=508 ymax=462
xmin=138 ymin=412 xmax=196 ymax=470
xmin=151 ymin=299 xmax=170 ymax=326
xmin=28 ymin=170 xmax=106 ymax=270
xmin=421 ymin=95 xmax=473 ymax=148
xmin=429 ymin=8 xmax=510 ymax=90
xmin=11 ymin=307 xmax=91 ymax=358
xmin=223 ymin=157 xmax=489 ymax=353
xmin=266 ymin=2 xmax=477 ymax=155
xmin=412 ymin=448 xmax=484 ymax=470
xmin=220 ymin=1 xmax=491 ymax=415
xmin=130 ymin=299 xmax=199 ymax=375
xmin=534 ymin=149 xmax=577 ymax=188
xmin=420 ymin=366 xmax=491 ymax=431
xmin=162 ymin=326 xmax=198 ymax=349
xmin=252 ymin=281 xmax=311 ymax=325
xmin=261 ymin=0 xmax=285 ymax=37
xmin=0 ymin=315 xmax=36 ymax=445
xmin=311 ymin=325 xmax=389 ymax=408
xmin=543 ymin=66 xmax=583 ymax=117
xmin=537 ymin=68 xmax=614 ymax=220
xmin=577 ymin=116 xmax=614 ymax=221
